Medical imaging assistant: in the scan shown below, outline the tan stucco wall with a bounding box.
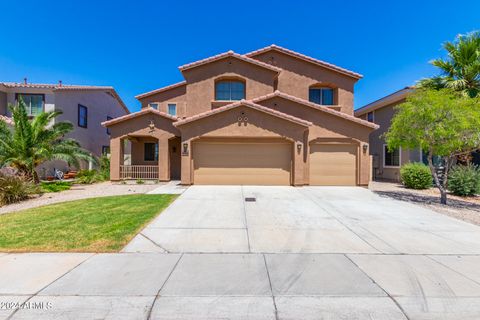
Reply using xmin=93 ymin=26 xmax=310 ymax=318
xmin=177 ymin=105 xmax=307 ymax=186
xmin=251 ymin=51 xmax=357 ymax=115
xmin=365 ymin=101 xmax=421 ymax=181
xmin=181 ymin=57 xmax=277 ymax=117
xmin=138 ymin=85 xmax=187 ymax=117
xmin=258 ymin=96 xmax=373 ymax=185
xmin=108 ymin=113 xmax=179 ymax=181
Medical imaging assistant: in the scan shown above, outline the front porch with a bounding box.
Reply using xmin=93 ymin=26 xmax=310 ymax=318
xmin=113 ymin=136 xmax=181 ymax=180
xmin=102 ymin=108 xmax=180 ymax=182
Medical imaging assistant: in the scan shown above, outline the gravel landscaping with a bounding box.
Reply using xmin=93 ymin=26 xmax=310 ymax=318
xmin=370 ymin=181 xmax=480 ymax=226
xmin=0 ymin=182 xmax=160 ymax=215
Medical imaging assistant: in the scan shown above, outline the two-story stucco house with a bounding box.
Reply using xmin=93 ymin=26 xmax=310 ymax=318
xmin=103 ymin=45 xmax=378 ymax=186
xmin=0 ymin=81 xmax=129 ymax=176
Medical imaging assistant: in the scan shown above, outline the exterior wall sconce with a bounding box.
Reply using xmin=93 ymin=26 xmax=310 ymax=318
xmin=363 ymin=144 xmax=368 ymax=153
xmin=182 ymin=143 xmax=189 ymax=156
xmin=297 ymin=143 xmax=302 ymax=152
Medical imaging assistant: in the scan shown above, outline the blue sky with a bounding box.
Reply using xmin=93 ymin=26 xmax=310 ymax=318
xmin=1 ymin=0 xmax=478 ymax=112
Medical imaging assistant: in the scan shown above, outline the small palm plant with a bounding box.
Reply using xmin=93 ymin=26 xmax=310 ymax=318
xmin=0 ymin=98 xmax=96 ymax=182
xmin=419 ymin=31 xmax=480 ymax=97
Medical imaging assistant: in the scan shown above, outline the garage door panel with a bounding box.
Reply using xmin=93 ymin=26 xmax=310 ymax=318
xmin=193 ymin=142 xmax=291 ymax=185
xmin=310 ymin=144 xmax=357 ymax=186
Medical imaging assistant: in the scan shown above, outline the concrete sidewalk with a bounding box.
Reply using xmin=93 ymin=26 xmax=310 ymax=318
xmin=1 ymin=252 xmax=480 ymax=319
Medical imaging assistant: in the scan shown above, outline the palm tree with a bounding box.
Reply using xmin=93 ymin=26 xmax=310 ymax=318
xmin=0 ymin=98 xmax=96 ymax=182
xmin=418 ymin=31 xmax=480 ymax=97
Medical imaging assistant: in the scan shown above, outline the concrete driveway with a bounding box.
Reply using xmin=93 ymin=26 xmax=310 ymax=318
xmin=124 ymin=185 xmax=480 ymax=254
xmin=2 ymin=186 xmax=480 ymax=319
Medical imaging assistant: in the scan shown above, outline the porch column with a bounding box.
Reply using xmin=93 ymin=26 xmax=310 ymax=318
xmin=292 ymin=140 xmax=305 ymax=186
xmin=158 ymin=136 xmax=170 ymax=181
xmin=110 ymin=137 xmax=123 ymax=181
xmin=180 ymin=139 xmax=192 ymax=185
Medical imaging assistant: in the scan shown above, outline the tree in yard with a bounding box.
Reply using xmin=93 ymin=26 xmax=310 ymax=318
xmin=385 ymin=89 xmax=480 ymax=204
xmin=0 ymin=98 xmax=96 ymax=183
xmin=418 ymin=31 xmax=480 ymax=98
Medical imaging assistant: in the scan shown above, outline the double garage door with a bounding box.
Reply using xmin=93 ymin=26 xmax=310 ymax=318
xmin=193 ymin=141 xmax=292 ymax=185
xmin=192 ymin=140 xmax=357 ymax=186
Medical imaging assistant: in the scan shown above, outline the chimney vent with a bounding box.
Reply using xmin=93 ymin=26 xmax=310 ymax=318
xmin=59 ymin=80 xmax=62 ymax=87
xmin=23 ymin=78 xmax=27 ymax=85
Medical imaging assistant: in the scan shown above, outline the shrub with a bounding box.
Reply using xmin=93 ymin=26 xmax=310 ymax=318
xmin=0 ymin=173 xmax=40 ymax=205
xmin=98 ymin=154 xmax=110 ymax=180
xmin=448 ymin=164 xmax=480 ymax=196
xmin=40 ymin=181 xmax=73 ymax=193
xmin=136 ymin=179 xmax=145 ymax=185
xmin=76 ymin=169 xmax=104 ymax=184
xmin=400 ymin=162 xmax=432 ymax=189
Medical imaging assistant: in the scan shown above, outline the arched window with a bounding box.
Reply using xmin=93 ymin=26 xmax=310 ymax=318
xmin=215 ymin=80 xmax=245 ymax=101
xmin=309 ymin=87 xmax=334 ymax=105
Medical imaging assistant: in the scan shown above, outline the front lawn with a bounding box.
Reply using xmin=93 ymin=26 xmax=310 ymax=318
xmin=0 ymin=194 xmax=177 ymax=252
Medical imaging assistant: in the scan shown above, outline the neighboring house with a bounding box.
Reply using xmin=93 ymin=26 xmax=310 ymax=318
xmin=103 ymin=45 xmax=378 ymax=186
xmin=355 ymin=87 xmax=422 ymax=181
xmin=0 ymin=81 xmax=129 ymax=176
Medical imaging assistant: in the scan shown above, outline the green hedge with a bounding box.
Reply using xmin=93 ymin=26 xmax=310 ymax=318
xmin=448 ymin=164 xmax=480 ymax=196
xmin=400 ymin=162 xmax=432 ymax=189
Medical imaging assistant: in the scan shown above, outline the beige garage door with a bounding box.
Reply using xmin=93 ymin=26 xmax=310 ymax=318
xmin=193 ymin=141 xmax=291 ymax=185
xmin=309 ymin=144 xmax=357 ymax=186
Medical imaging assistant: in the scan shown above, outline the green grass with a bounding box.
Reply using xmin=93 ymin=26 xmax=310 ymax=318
xmin=0 ymin=194 xmax=177 ymax=252
xmin=40 ymin=181 xmax=73 ymax=193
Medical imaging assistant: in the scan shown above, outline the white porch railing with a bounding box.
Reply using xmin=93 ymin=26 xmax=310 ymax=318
xmin=120 ymin=165 xmax=158 ymax=180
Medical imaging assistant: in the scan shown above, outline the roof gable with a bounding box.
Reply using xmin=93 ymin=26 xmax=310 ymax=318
xmin=173 ymin=100 xmax=311 ymax=127
xmin=102 ymin=107 xmax=177 ymax=127
xmin=253 ymin=91 xmax=378 ymax=129
xmin=135 ymin=81 xmax=187 ymax=100
xmin=178 ymin=51 xmax=282 ymax=73
xmin=245 ymin=45 xmax=362 ymax=79
xmin=354 ymin=87 xmax=413 ymax=116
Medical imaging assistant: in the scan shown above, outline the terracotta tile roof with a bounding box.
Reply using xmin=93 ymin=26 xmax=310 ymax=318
xmin=102 ymin=107 xmax=177 ymax=127
xmin=135 ymin=81 xmax=187 ymax=100
xmin=252 ymin=91 xmax=378 ymax=129
xmin=0 ymin=82 xmax=130 ymax=114
xmin=173 ymin=99 xmax=312 ymax=127
xmin=245 ymin=44 xmax=363 ymax=79
xmin=0 ymin=115 xmax=13 ymax=125
xmin=178 ymin=50 xmax=282 ymax=73
xmin=354 ymin=86 xmax=414 ymax=116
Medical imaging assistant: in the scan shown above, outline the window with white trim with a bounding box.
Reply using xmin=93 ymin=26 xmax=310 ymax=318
xmin=148 ymin=103 xmax=159 ymax=110
xmin=167 ymin=103 xmax=177 ymax=116
xmin=383 ymin=145 xmax=400 ymax=167
xmin=367 ymin=111 xmax=374 ymax=123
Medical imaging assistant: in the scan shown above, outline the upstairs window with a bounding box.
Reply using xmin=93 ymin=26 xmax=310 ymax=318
xmin=309 ymin=87 xmax=334 ymax=105
xmin=367 ymin=111 xmax=374 ymax=122
xmin=78 ymin=104 xmax=88 ymax=128
xmin=167 ymin=103 xmax=177 ymax=116
xmin=215 ymin=80 xmax=245 ymax=101
xmin=384 ymin=145 xmax=400 ymax=167
xmin=148 ymin=103 xmax=159 ymax=110
xmin=16 ymin=93 xmax=44 ymax=116
xmin=106 ymin=116 xmax=112 ymax=135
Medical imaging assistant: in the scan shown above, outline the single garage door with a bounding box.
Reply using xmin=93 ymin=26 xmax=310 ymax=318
xmin=193 ymin=141 xmax=291 ymax=185
xmin=309 ymin=144 xmax=357 ymax=186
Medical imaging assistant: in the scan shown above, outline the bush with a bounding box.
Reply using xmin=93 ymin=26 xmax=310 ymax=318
xmin=76 ymin=169 xmax=104 ymax=184
xmin=40 ymin=181 xmax=73 ymax=193
xmin=0 ymin=173 xmax=40 ymax=205
xmin=136 ymin=179 xmax=145 ymax=184
xmin=98 ymin=154 xmax=110 ymax=180
xmin=448 ymin=164 xmax=480 ymax=196
xmin=400 ymin=162 xmax=432 ymax=189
